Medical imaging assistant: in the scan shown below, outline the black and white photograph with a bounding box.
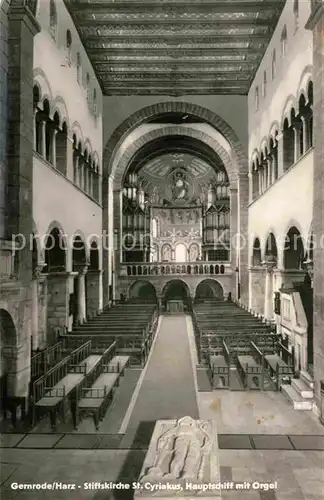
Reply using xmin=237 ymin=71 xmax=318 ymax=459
xmin=0 ymin=0 xmax=323 ymax=499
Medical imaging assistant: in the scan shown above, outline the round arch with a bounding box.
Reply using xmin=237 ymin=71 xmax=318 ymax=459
xmin=128 ymin=280 xmax=157 ymax=303
xmin=0 ymin=309 xmax=18 ymax=415
xmin=89 ymin=240 xmax=99 ymax=270
xmin=264 ymin=232 xmax=278 ymax=257
xmin=162 ymin=279 xmax=190 ymax=301
xmin=251 ymin=237 xmax=262 ymax=266
xmin=104 ymin=102 xmax=247 ymax=179
xmin=283 ymin=226 xmax=305 ymax=270
xmin=195 ymin=279 xmax=224 ymax=300
xmin=72 ymin=234 xmax=87 ymax=271
xmin=44 ymin=225 xmax=67 ymax=272
xmin=112 ymin=126 xmax=238 ymax=189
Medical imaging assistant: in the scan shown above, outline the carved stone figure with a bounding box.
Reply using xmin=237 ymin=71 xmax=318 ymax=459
xmin=136 ymin=417 xmax=220 ymax=498
xmin=161 ymin=244 xmax=171 ymax=261
xmin=189 ymin=244 xmax=199 ymax=262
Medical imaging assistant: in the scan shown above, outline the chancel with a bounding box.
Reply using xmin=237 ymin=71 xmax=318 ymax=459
xmin=0 ymin=0 xmax=323 ymax=497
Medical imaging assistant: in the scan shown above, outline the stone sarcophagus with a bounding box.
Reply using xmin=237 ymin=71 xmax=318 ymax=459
xmin=134 ymin=416 xmax=221 ymax=499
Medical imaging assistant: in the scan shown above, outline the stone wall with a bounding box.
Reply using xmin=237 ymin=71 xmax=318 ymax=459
xmin=307 ymin=1 xmax=324 ymax=413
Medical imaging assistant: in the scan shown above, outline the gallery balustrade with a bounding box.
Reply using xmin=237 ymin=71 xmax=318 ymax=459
xmin=120 ymin=261 xmax=231 ymax=277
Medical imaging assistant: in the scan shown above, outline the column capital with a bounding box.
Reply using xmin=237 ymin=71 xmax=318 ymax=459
xmin=8 ymin=2 xmax=41 ymax=36
xmin=33 ymin=263 xmax=46 ymax=279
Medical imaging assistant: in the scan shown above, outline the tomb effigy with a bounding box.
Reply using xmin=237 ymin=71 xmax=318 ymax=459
xmin=134 ymin=416 xmax=221 ymax=499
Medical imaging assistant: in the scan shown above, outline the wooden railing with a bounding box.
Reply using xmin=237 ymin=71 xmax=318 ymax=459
xmin=120 ymin=261 xmax=231 ymax=277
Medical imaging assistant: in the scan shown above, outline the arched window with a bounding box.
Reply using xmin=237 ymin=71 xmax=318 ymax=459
xmin=49 ymin=0 xmax=57 ymax=39
xmin=281 ymin=25 xmax=287 ymax=57
xmin=271 ymin=50 xmax=276 ymax=80
xmin=255 ymin=86 xmax=259 ymax=111
xmin=263 ymin=70 xmax=267 ymax=97
xmin=293 ymin=0 xmax=299 ymax=32
xmin=76 ymin=52 xmax=81 ymax=83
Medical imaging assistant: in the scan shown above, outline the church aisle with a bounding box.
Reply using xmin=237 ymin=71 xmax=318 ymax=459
xmin=121 ymin=315 xmax=199 ymax=448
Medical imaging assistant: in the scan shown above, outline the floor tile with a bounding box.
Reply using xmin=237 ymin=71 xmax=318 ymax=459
xmin=252 ymin=435 xmax=293 ymax=450
xmin=218 ymin=434 xmax=252 ymax=449
xmin=54 ymin=434 xmax=102 ymax=449
xmin=0 ymin=434 xmax=25 ymax=448
xmin=289 ymin=435 xmax=324 ymax=450
xmin=17 ymin=434 xmax=62 ymax=448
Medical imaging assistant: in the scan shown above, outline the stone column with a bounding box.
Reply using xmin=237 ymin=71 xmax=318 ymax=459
xmin=238 ymin=171 xmax=249 ymax=305
xmin=306 ymin=0 xmax=324 ymax=414
xmin=270 ymin=151 xmax=277 ymax=183
xmin=31 ymin=265 xmax=48 ymax=350
xmin=0 ymin=0 xmax=9 ymax=240
xmin=47 ymin=272 xmax=70 ymax=344
xmin=79 ymin=156 xmax=84 ymax=190
xmin=258 ymin=168 xmax=262 ymax=194
xmin=77 ymin=266 xmax=87 ymax=324
xmin=263 ymin=255 xmax=277 ymax=319
xmin=41 ymin=120 xmax=46 ymax=159
xmin=51 ymin=128 xmax=57 ymax=168
xmin=248 ymin=172 xmax=253 ymax=204
xmin=74 ymin=152 xmax=80 ymax=186
xmin=7 ymin=4 xmax=40 ymax=282
xmin=89 ymin=168 xmax=93 ymax=197
xmin=31 ymin=275 xmax=39 ymax=349
xmin=66 ymin=136 xmax=74 ymax=180
xmin=293 ymin=122 xmax=302 ymax=163
xmin=33 ymin=109 xmax=37 ymax=151
xmin=249 ymin=266 xmax=266 ymax=314
xmin=276 ymin=132 xmax=284 ymax=177
xmin=86 ymin=269 xmax=101 ymax=318
xmin=113 ymin=189 xmax=123 ymax=276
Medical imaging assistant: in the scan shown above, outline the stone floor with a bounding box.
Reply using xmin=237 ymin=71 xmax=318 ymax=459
xmin=198 ymin=390 xmax=324 ymax=435
xmin=0 ymin=448 xmax=323 ymax=500
xmin=1 ymin=316 xmax=324 ymax=499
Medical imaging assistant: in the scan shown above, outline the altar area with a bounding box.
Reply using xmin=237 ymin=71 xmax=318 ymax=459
xmin=166 ymin=300 xmax=184 ymax=313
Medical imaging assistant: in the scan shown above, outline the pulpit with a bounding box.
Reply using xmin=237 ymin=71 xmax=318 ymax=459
xmin=167 ymin=300 xmax=184 ymax=313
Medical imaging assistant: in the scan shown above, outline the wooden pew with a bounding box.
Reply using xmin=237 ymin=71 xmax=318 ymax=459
xmin=264 ymin=343 xmax=294 ymax=390
xmin=75 ymin=355 xmax=130 ymax=429
xmin=208 ymin=339 xmax=230 ymax=389
xmin=31 ymin=342 xmax=63 ymax=381
xmin=236 ymin=342 xmax=265 ymax=390
xmin=32 ymin=341 xmax=93 ymax=429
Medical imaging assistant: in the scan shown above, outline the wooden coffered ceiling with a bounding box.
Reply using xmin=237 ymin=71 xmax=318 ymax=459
xmin=64 ymin=0 xmax=285 ymax=96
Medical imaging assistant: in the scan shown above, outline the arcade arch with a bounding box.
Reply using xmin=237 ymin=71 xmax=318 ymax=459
xmin=128 ymin=281 xmax=157 ymax=303
xmin=283 ymin=226 xmax=305 ymax=270
xmin=0 ymin=310 xmax=18 ymax=418
xmin=162 ymin=280 xmax=190 ymax=312
xmin=195 ymin=279 xmax=224 ymax=300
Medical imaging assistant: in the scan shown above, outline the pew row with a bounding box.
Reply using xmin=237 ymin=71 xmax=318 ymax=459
xmin=75 ymin=355 xmax=130 ymax=429
xmin=208 ymin=340 xmax=230 ymax=389
xmin=32 ymin=341 xmax=117 ymax=429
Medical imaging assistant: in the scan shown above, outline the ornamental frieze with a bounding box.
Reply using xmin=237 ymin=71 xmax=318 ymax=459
xmin=81 ymin=24 xmax=270 ymax=36
xmin=78 ymin=11 xmax=275 ymax=22
xmin=86 ymin=39 xmax=265 ymax=49
xmin=98 ymin=64 xmax=255 ymax=74
xmin=94 ymin=54 xmax=258 ymax=62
